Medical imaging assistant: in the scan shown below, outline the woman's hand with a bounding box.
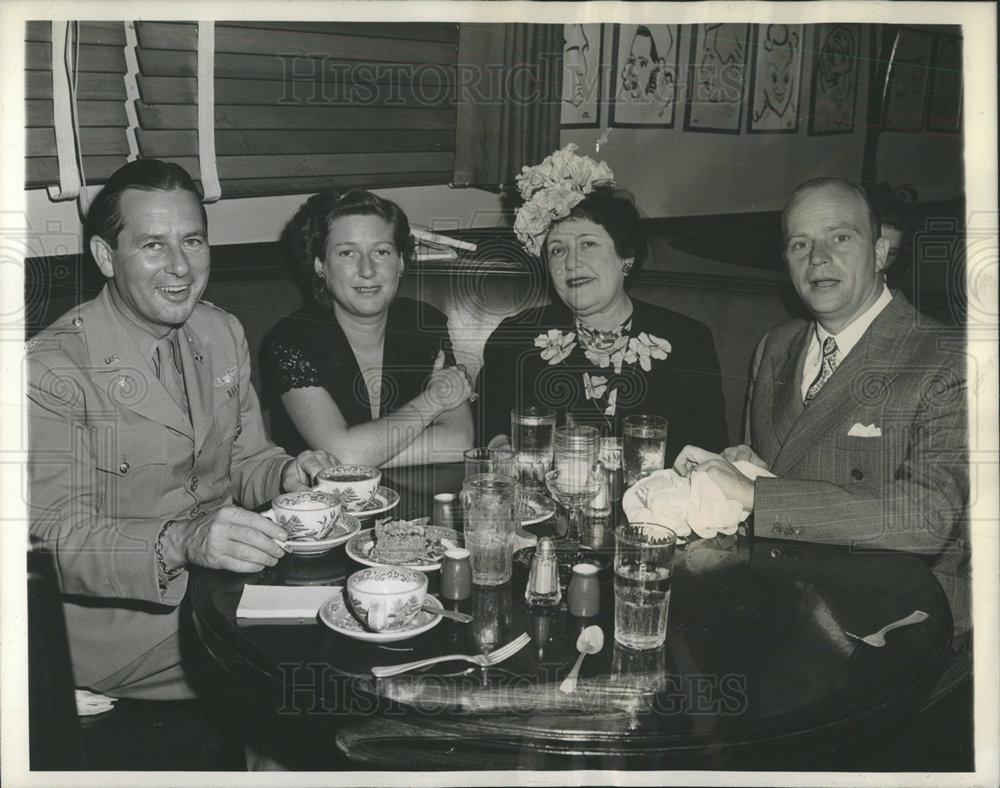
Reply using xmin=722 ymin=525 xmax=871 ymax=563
xmin=720 ymin=444 xmax=769 ymax=470
xmin=425 ymin=349 xmax=475 ymax=414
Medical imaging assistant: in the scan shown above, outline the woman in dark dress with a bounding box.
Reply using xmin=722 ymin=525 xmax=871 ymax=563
xmin=263 ymin=190 xmax=474 ymax=467
xmin=476 ymin=145 xmax=727 ymax=464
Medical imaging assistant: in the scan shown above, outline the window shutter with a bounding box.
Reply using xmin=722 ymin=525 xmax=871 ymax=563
xmin=25 ymin=21 xmax=130 ymax=188
xmin=134 ymin=21 xmax=459 ymax=198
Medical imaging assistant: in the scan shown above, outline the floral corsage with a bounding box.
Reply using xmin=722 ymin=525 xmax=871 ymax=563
xmin=534 ymin=326 xmax=672 ymax=419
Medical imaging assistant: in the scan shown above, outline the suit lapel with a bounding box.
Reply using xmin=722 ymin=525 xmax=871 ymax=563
xmin=770 ymin=296 xmax=908 ymax=476
xmin=770 ymin=324 xmax=809 ymax=446
xmin=87 ymin=288 xmax=194 ymax=439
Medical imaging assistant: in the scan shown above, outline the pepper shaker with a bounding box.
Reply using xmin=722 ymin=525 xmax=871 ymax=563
xmin=567 ymin=563 xmax=600 ymax=617
xmin=440 ymin=548 xmax=472 ymax=600
xmin=525 ymin=537 xmax=561 ymax=607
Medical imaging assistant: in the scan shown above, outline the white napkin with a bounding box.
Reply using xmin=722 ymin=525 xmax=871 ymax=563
xmin=622 ymin=460 xmax=774 ymax=539
xmin=847 ymin=422 xmax=882 ymax=437
xmin=236 ymin=585 xmax=337 ymax=619
xmin=75 ymin=689 xmax=116 ymax=716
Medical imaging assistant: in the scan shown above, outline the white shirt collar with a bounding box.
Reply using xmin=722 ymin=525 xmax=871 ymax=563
xmin=816 ymin=285 xmax=893 ymax=359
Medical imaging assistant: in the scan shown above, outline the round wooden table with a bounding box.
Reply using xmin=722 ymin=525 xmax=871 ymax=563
xmin=191 ymin=464 xmax=954 ymax=771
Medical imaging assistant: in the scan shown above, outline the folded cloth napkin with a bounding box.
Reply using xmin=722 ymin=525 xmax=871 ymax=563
xmin=622 ymin=459 xmax=774 ymax=539
xmin=75 ymin=689 xmax=116 ymax=716
xmin=236 ymin=585 xmax=338 ymax=619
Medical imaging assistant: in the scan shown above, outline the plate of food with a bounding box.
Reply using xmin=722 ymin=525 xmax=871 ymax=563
xmin=517 ymin=490 xmax=557 ymax=526
xmin=279 ymin=513 xmax=362 ymax=556
xmin=345 ymin=518 xmax=463 ymax=571
xmin=353 ymin=486 xmax=401 ymax=523
xmin=318 ymin=587 xmax=443 ymax=643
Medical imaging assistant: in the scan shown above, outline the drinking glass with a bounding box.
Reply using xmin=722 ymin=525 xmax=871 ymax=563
xmin=462 ymin=473 xmax=520 ymax=585
xmin=510 ymin=407 xmax=556 ymax=492
xmin=614 ymin=522 xmax=677 ymax=650
xmin=622 ymin=415 xmax=668 ymax=487
xmin=545 ymin=467 xmax=604 ymax=546
xmin=464 ymin=447 xmax=516 ymax=479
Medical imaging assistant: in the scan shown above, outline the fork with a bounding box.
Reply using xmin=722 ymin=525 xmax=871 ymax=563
xmin=371 ymin=632 xmax=531 ymax=678
xmin=844 ymin=610 xmax=929 ymax=647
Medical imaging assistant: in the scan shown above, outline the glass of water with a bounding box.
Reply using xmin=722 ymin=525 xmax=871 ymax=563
xmin=614 ymin=522 xmax=677 ymax=650
xmin=622 ymin=415 xmax=667 ymax=488
xmin=510 ymin=407 xmax=556 ymax=492
xmin=464 ymin=447 xmax=516 ymax=479
xmin=462 ymin=473 xmax=520 ymax=586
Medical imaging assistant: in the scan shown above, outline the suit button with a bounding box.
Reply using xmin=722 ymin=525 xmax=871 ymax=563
xmin=851 ymin=468 xmax=864 ymax=481
xmin=190 ymin=505 xmax=201 ymax=517
xmin=772 ymin=524 xmax=783 ymax=536
xmin=119 ymin=461 xmax=129 ymax=474
xmin=792 ymin=527 xmax=803 ymax=537
xmin=189 ymin=476 xmax=199 ymax=491
xmin=235 ymin=423 xmax=242 ymax=437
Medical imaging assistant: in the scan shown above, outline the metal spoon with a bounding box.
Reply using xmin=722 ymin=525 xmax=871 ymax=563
xmin=559 ymin=625 xmax=604 ymax=693
xmin=425 ymin=603 xmax=472 ymax=623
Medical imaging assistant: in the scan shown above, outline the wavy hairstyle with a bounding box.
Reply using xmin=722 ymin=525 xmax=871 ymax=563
xmin=546 ymin=184 xmax=646 ymax=269
xmin=284 ymin=189 xmax=415 ymax=309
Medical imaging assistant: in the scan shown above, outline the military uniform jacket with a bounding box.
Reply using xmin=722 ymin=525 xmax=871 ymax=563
xmin=747 ymin=293 xmax=970 ymax=637
xmin=27 ymin=285 xmax=290 ymax=688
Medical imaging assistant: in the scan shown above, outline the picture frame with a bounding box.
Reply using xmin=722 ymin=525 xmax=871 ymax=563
xmin=683 ymin=22 xmax=749 ymax=134
xmin=747 ymin=23 xmax=803 ymax=133
xmin=560 ymin=23 xmax=603 ymax=128
xmin=608 ymin=23 xmax=681 ymax=128
xmin=883 ymin=28 xmax=935 ymax=132
xmin=808 ymin=23 xmax=861 ymax=135
xmin=925 ymin=33 xmax=962 ymax=133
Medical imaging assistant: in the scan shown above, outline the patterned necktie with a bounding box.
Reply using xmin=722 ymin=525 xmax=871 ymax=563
xmin=804 ymin=336 xmax=839 ymax=404
xmin=155 ymin=334 xmax=188 ymax=411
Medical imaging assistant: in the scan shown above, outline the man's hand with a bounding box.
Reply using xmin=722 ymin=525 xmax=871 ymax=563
xmin=281 ymin=449 xmax=340 ymax=492
xmin=673 ymin=445 xmax=756 ymax=511
xmin=164 ymin=505 xmax=290 ymax=574
xmin=720 ymin=444 xmax=769 ymax=470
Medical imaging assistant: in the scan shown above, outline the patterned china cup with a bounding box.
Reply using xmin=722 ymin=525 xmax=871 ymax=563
xmin=270 ymin=490 xmax=343 ymax=541
xmin=315 ymin=465 xmax=382 ymax=511
xmin=347 ymin=566 xmax=428 ymax=632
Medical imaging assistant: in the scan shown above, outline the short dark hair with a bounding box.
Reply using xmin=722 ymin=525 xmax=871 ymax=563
xmin=783 ymin=177 xmax=881 ymax=245
xmin=546 ymin=184 xmax=646 ymax=268
xmin=84 ymin=159 xmax=205 ymax=250
xmin=284 ymin=189 xmax=415 ymax=309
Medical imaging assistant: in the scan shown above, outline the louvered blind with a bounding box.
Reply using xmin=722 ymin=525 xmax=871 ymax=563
xmin=133 ymin=21 xmax=460 ymax=198
xmin=25 ymin=21 xmax=130 ymax=188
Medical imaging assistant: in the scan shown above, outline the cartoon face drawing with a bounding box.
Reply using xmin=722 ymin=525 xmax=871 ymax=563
xmin=622 ymin=26 xmax=661 ymax=99
xmin=757 ymin=24 xmax=798 ymax=120
xmin=817 ymin=25 xmax=857 ymax=122
xmin=563 ymin=24 xmax=590 ymax=108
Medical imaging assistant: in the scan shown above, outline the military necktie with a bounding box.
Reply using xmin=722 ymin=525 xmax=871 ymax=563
xmin=154 ymin=333 xmax=188 ymax=411
xmin=804 ymin=335 xmax=839 ymax=404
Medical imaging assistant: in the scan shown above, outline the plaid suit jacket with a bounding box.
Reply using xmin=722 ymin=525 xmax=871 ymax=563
xmin=747 ymin=293 xmax=970 ymax=638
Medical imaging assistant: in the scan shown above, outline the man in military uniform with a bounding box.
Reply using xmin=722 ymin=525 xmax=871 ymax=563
xmin=27 ymin=159 xmax=336 ymax=699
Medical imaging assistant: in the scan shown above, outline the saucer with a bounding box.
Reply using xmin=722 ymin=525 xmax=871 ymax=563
xmin=518 ymin=491 xmax=557 ymax=526
xmin=318 ymin=587 xmax=443 ymax=642
xmin=354 ymin=487 xmax=401 ymax=523
xmin=281 ymin=513 xmax=362 ymax=556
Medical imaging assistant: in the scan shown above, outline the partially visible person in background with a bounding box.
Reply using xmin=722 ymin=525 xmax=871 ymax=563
xmin=263 ymin=189 xmax=474 ymax=467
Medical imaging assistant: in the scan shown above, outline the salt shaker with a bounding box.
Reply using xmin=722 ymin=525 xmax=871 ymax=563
xmin=433 ymin=493 xmax=461 ymax=529
xmin=439 ymin=548 xmax=472 ymax=600
xmin=525 ymin=537 xmax=561 ymax=607
xmin=567 ymin=563 xmax=600 ymax=617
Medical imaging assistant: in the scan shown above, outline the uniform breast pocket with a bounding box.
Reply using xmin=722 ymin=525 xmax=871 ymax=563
xmin=93 ymin=427 xmax=169 ymax=514
xmin=210 ymin=397 xmax=241 ymax=479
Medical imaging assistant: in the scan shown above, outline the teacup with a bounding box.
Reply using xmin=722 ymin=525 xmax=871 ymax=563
xmin=347 ymin=566 xmax=428 ymax=632
xmin=269 ymin=490 xmax=343 ymax=541
xmin=315 ymin=465 xmax=382 ymax=511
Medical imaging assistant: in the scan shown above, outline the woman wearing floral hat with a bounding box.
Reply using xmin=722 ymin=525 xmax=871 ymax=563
xmin=475 ymin=145 xmax=728 ymax=465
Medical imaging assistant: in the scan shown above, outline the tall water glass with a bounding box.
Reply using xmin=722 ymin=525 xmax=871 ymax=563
xmin=622 ymin=415 xmax=667 ymax=487
xmin=462 ymin=473 xmax=520 ymax=585
xmin=464 ymin=447 xmax=516 ymax=479
xmin=510 ymin=407 xmax=556 ymax=492
xmin=614 ymin=522 xmax=677 ymax=650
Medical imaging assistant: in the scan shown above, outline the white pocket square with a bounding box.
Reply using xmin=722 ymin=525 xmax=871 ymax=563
xmin=848 ymin=423 xmax=882 ymax=437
